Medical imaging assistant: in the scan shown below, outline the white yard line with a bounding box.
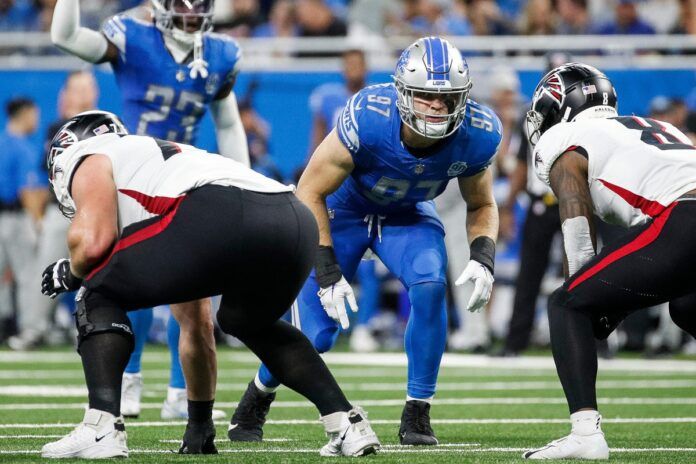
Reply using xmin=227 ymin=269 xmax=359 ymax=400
xmin=2 ymin=351 xmax=695 ymax=373
xmin=2 ymin=446 xmax=696 ymax=455
xmin=2 ymin=397 xmax=696 ymax=411
xmin=3 ymin=379 xmax=696 ymax=397
xmin=3 ymin=417 xmax=696 ymax=429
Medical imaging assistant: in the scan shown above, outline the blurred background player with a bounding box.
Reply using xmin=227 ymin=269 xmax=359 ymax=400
xmin=229 ymin=37 xmax=500 ymax=446
xmin=0 ymin=98 xmax=46 ymax=346
xmin=50 ymin=0 xmax=248 ymax=420
xmin=8 ymin=71 xmax=97 ymax=351
xmin=307 ymin=48 xmax=381 ymax=352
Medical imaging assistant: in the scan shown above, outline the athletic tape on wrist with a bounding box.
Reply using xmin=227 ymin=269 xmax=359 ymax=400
xmin=470 ymin=236 xmax=495 ymax=274
xmin=315 ymin=245 xmax=342 ymax=288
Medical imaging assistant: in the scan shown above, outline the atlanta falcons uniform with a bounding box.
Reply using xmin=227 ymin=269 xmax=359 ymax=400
xmin=534 ymin=114 xmax=696 ymax=339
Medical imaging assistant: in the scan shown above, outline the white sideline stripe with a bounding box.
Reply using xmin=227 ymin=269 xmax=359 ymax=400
xmin=2 ymin=447 xmax=696 ymax=455
xmin=0 ymin=435 xmax=63 ymax=439
xmin=3 ymin=417 xmax=696 ymax=429
xmin=3 ymin=397 xmax=696 ymax=411
xmin=2 ymin=351 xmax=695 ymax=373
xmin=159 ymin=438 xmax=294 ymax=443
xmin=3 ymin=380 xmax=696 ymax=397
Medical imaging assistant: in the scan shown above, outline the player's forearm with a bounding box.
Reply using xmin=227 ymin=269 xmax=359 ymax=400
xmin=212 ymin=95 xmax=250 ymax=166
xmin=466 ymin=201 xmax=499 ymax=243
xmin=67 ymin=224 xmax=115 ymax=278
xmin=297 ymin=191 xmax=333 ymax=247
xmin=51 ymin=0 xmax=108 ymax=63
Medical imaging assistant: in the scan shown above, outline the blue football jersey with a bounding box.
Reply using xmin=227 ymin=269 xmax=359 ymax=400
xmin=334 ymin=83 xmax=501 ymax=215
xmin=309 ymin=82 xmax=350 ymax=133
xmin=101 ymin=15 xmax=241 ymax=144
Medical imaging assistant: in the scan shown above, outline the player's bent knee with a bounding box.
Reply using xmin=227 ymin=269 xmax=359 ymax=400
xmin=312 ymin=327 xmax=339 ymax=353
xmin=75 ymin=289 xmax=134 ymax=353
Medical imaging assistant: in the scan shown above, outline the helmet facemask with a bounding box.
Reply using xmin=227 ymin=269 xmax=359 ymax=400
xmin=152 ymin=0 xmax=214 ymax=46
xmin=395 ymin=80 xmax=471 ymax=139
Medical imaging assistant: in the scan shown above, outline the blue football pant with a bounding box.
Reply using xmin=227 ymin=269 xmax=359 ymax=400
xmin=258 ymin=207 xmax=448 ymax=399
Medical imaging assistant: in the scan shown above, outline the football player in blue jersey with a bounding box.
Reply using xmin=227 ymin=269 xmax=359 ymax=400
xmin=229 ymin=37 xmax=501 ymax=446
xmin=50 ymin=0 xmax=249 ymax=420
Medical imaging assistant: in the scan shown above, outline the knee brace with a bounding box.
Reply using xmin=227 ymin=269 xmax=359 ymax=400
xmin=548 ymin=287 xmax=627 ymax=341
xmin=75 ymin=289 xmax=134 ymax=353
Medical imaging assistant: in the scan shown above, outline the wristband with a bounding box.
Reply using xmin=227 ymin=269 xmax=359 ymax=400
xmin=470 ymin=236 xmax=495 ymax=274
xmin=315 ymin=245 xmax=342 ymax=288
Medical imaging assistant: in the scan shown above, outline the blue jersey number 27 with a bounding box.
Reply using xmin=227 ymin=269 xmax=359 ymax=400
xmin=137 ymin=85 xmax=205 ymax=143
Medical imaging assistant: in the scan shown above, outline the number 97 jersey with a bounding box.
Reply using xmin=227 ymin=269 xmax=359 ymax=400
xmin=333 ymin=83 xmax=502 ymax=215
xmin=101 ymin=14 xmax=241 ymax=144
xmin=533 ymin=116 xmax=696 ymax=228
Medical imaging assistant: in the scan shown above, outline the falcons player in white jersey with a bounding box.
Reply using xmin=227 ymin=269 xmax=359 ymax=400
xmin=39 ymin=111 xmax=380 ymax=459
xmin=523 ymin=63 xmax=696 ymax=460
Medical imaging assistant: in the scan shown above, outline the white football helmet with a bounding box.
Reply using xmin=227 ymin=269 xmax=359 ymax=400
xmin=151 ymin=0 xmax=214 ymax=45
xmin=394 ymin=36 xmax=472 ymax=139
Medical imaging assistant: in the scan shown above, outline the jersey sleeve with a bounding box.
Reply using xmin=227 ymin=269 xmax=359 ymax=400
xmin=220 ymin=37 xmax=242 ymax=89
xmin=460 ymin=105 xmax=502 ymax=177
xmin=532 ymin=122 xmax=579 ymax=186
xmin=336 ymin=91 xmax=365 ymax=157
xmin=101 ymin=14 xmax=129 ymax=56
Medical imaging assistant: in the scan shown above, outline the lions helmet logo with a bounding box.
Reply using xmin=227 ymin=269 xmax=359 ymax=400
xmin=47 ymin=126 xmax=78 ymax=181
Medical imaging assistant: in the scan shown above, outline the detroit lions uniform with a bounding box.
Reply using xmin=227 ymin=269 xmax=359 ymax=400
xmin=102 ymin=14 xmax=240 ymax=144
xmin=258 ymin=83 xmax=501 ymax=399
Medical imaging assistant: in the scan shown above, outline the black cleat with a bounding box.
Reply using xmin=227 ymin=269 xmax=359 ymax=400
xmin=179 ymin=419 xmax=217 ymax=454
xmin=228 ymin=381 xmax=276 ymax=442
xmin=399 ymin=400 xmax=438 ymax=446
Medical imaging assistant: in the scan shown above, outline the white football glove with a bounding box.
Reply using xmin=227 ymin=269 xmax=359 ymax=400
xmin=455 ymin=260 xmax=494 ymax=312
xmin=317 ymin=276 xmax=358 ymax=330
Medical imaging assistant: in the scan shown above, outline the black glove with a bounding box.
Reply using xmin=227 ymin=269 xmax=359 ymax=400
xmin=41 ymin=259 xmax=82 ymax=298
xmin=178 ymin=419 xmax=217 ymax=454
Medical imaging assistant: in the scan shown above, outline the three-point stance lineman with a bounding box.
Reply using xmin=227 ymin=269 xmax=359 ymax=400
xmin=523 ymin=63 xmax=696 ymax=459
xmin=229 ymin=37 xmax=501 ymax=446
xmin=40 ymin=111 xmax=380 ymax=459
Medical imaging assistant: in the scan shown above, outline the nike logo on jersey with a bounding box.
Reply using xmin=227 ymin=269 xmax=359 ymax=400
xmin=95 ymin=432 xmax=111 ymax=442
xmin=354 ymin=97 xmax=364 ymax=111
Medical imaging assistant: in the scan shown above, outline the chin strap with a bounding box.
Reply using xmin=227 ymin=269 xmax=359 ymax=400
xmin=188 ymin=32 xmax=209 ymax=79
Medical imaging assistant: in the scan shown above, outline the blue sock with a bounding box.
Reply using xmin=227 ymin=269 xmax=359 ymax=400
xmin=404 ymin=282 xmax=447 ymax=399
xmin=167 ymin=312 xmax=186 ymax=389
xmin=356 ymin=260 xmax=379 ymax=326
xmin=125 ymin=309 xmax=154 ymax=374
xmin=257 ymin=364 xmax=281 ymax=390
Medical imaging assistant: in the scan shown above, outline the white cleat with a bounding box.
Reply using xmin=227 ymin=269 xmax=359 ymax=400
xmin=349 ymin=325 xmax=380 ymax=353
xmin=524 ymin=432 xmax=609 ymax=460
xmin=161 ymin=387 xmax=226 ymax=420
xmin=121 ymin=373 xmax=143 ymax=418
xmin=41 ymin=408 xmax=128 ymax=459
xmin=320 ymin=407 xmax=380 ymax=457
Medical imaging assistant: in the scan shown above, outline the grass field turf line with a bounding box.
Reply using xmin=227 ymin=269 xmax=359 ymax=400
xmin=0 ymin=346 xmax=695 ymax=463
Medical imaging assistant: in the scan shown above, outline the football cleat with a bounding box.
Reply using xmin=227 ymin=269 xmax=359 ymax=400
xmin=161 ymin=387 xmax=226 ymax=420
xmin=523 ymin=432 xmax=609 ymax=460
xmin=320 ymin=407 xmax=380 ymax=457
xmin=179 ymin=419 xmax=217 ymax=454
xmin=399 ymin=400 xmax=438 ymax=445
xmin=228 ymin=381 xmax=275 ymax=442
xmin=121 ymin=372 xmax=142 ymax=418
xmin=41 ymin=408 xmax=128 ymax=459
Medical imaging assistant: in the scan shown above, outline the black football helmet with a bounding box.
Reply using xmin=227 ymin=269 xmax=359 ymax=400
xmin=47 ymin=110 xmax=127 ymax=218
xmin=526 ymin=63 xmax=618 ymax=147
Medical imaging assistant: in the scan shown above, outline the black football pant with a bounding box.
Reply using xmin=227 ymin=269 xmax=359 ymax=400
xmin=505 ymin=200 xmax=560 ymax=353
xmin=548 ymin=199 xmax=696 ymax=413
xmin=80 ymin=185 xmax=351 ymax=417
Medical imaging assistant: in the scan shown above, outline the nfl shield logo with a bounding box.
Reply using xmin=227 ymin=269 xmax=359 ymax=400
xmin=414 ymin=164 xmax=425 ymax=175
xmin=447 ymin=161 xmax=467 ymax=176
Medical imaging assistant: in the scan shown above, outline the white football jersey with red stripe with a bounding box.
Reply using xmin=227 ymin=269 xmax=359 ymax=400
xmin=53 ymin=134 xmax=292 ymax=233
xmin=533 ymin=116 xmax=696 ymax=228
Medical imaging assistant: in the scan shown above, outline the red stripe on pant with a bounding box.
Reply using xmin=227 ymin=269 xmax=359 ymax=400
xmin=568 ymin=202 xmax=677 ymax=292
xmin=85 ymin=196 xmax=185 ymax=281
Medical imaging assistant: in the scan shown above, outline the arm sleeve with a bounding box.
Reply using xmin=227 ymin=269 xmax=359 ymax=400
xmin=210 ymin=92 xmax=250 ymax=167
xmin=51 ymin=0 xmax=109 ymax=63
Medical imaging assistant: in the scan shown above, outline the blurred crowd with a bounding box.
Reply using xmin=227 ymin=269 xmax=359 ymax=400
xmin=1 ymin=46 xmax=696 ymax=359
xmin=2 ymin=0 xmax=696 ymax=37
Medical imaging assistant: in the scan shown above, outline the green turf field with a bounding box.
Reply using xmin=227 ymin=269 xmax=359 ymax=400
xmin=1 ymin=346 xmax=695 ymax=463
